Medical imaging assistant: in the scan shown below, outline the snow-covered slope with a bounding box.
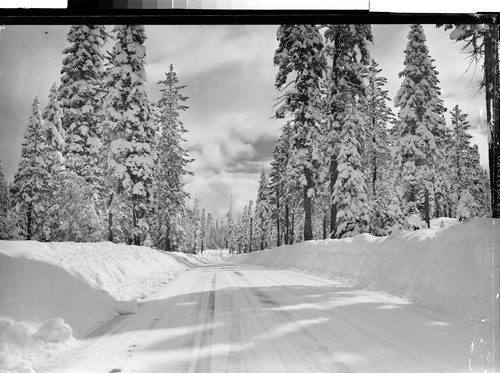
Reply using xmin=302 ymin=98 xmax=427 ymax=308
xmin=0 ymin=241 xmax=210 ymax=373
xmin=228 ymin=218 xmax=499 ymax=321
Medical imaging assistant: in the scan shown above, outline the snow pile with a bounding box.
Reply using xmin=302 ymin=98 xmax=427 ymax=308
xmin=0 ymin=241 xmax=201 ymax=372
xmin=228 ymin=218 xmax=498 ymax=320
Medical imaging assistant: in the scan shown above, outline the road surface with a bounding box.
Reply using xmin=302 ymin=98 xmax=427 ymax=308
xmin=39 ymin=262 xmax=495 ymax=373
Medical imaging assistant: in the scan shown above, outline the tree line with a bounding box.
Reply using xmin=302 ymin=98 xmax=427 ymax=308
xmin=224 ymin=23 xmax=494 ymax=254
xmin=0 ymin=25 xmax=202 ymax=252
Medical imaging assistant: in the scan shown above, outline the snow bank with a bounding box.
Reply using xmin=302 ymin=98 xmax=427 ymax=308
xmin=228 ymin=218 xmax=499 ymax=321
xmin=0 ymin=241 xmax=204 ymax=372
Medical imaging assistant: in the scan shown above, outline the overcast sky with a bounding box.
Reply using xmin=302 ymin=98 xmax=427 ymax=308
xmin=0 ymin=24 xmax=488 ymax=220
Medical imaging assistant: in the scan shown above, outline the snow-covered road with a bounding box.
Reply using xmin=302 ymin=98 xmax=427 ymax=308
xmin=39 ymin=263 xmax=495 ymax=373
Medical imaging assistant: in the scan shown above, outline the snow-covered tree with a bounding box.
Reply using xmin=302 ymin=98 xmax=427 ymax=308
xmin=332 ymin=103 xmax=371 ymax=237
xmin=362 ymin=59 xmax=394 ymax=200
xmin=392 ymin=24 xmax=443 ymax=223
xmin=439 ymin=23 xmax=499 ymax=217
xmin=59 ymin=25 xmax=107 ymax=195
xmin=0 ymin=161 xmax=9 ymax=239
xmin=321 ymin=24 xmax=372 ymax=238
xmin=226 ymin=196 xmax=237 ymax=253
xmin=255 ymin=169 xmax=272 ymax=250
xmin=104 ymin=25 xmax=156 ymax=246
xmin=456 ymin=189 xmax=478 ymax=221
xmin=58 ymin=25 xmax=108 ymax=241
xmin=274 ymin=25 xmax=326 ymax=241
xmin=10 ymin=98 xmax=52 ymax=240
xmin=153 ymin=64 xmax=192 ymax=251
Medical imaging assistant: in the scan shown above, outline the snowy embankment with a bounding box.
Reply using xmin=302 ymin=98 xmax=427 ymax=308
xmin=228 ymin=218 xmax=498 ymax=321
xmin=0 ymin=241 xmax=213 ymax=373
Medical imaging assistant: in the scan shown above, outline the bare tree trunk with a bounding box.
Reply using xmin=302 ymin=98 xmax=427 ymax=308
xmin=285 ymin=203 xmax=289 ymax=245
xmin=26 ymin=203 xmax=32 ymax=240
xmin=303 ymin=170 xmax=313 ymax=241
xmin=108 ymin=193 xmax=114 ymax=242
xmin=485 ymin=23 xmax=500 ymax=217
xmin=276 ymin=189 xmax=281 ymax=246
xmin=330 ymin=156 xmax=338 ymax=238
xmin=424 ymin=188 xmax=430 ymax=228
xmin=249 ymin=217 xmax=253 ymax=252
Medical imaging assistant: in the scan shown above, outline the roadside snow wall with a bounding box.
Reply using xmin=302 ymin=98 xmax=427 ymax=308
xmin=228 ymin=218 xmax=499 ymax=320
xmin=0 ymin=241 xmax=201 ymax=338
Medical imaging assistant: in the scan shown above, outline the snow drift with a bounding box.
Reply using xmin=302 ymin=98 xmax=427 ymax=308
xmin=0 ymin=241 xmax=210 ymax=372
xmin=228 ymin=218 xmax=499 ymax=321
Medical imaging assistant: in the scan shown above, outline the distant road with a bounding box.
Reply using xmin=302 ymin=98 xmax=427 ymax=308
xmin=40 ymin=263 xmax=495 ymax=373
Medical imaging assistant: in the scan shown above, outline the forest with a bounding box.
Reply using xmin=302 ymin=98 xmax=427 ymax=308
xmin=0 ymin=23 xmax=497 ymax=254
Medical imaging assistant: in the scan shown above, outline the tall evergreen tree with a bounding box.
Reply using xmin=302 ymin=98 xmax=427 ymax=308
xmin=154 ymin=64 xmax=192 ymax=251
xmin=274 ymin=25 xmax=326 ymax=241
xmin=332 ymin=103 xmax=371 ymax=237
xmin=10 ymin=98 xmax=51 ymax=240
xmin=104 ymin=25 xmax=156 ymax=246
xmin=255 ymin=169 xmax=271 ymax=250
xmin=322 ymin=24 xmax=372 ymax=238
xmin=392 ymin=24 xmax=442 ymax=221
xmin=58 ymin=25 xmax=108 ymax=241
xmin=0 ymin=160 xmax=9 ymax=239
xmin=439 ymin=22 xmax=499 ymax=217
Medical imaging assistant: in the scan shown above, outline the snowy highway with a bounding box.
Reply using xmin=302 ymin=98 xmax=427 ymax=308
xmin=40 ymin=262 xmax=494 ymax=373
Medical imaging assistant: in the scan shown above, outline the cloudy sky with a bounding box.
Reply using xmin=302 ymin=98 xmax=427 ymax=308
xmin=0 ymin=24 xmax=488 ymax=219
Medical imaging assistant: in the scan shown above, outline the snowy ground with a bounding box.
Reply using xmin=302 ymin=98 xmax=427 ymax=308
xmin=229 ymin=218 xmax=498 ymax=321
xmin=1 ymin=218 xmax=498 ymax=372
xmin=0 ymin=241 xmax=224 ymax=373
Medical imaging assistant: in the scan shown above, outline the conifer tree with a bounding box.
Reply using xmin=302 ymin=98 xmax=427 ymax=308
xmin=0 ymin=161 xmax=9 ymax=239
xmin=322 ymin=24 xmax=372 ymax=238
xmin=104 ymin=25 xmax=156 ymax=246
xmin=154 ymin=64 xmax=192 ymax=251
xmin=392 ymin=24 xmax=443 ymax=222
xmin=274 ymin=25 xmax=326 ymax=241
xmin=255 ymin=169 xmax=271 ymax=250
xmin=10 ymin=98 xmax=52 ymax=240
xmin=226 ymin=195 xmax=237 ymax=253
xmin=439 ymin=23 xmax=499 ymax=217
xmin=333 ymin=103 xmax=371 ymax=237
xmin=58 ymin=25 xmax=108 ymax=241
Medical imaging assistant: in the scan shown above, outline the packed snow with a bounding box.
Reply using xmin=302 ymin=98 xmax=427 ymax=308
xmin=228 ymin=218 xmax=499 ymax=321
xmin=0 ymin=241 xmax=219 ymax=373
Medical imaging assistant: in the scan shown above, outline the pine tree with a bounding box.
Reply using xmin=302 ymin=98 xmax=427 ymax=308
xmin=58 ymin=25 xmax=108 ymax=241
xmin=10 ymin=98 xmax=52 ymax=240
xmin=439 ymin=23 xmax=499 ymax=217
xmin=392 ymin=24 xmax=443 ymax=222
xmin=255 ymin=169 xmax=271 ymax=250
xmin=451 ymin=105 xmax=473 ymax=202
xmin=0 ymin=160 xmax=9 ymax=239
xmin=269 ymin=122 xmax=297 ymax=245
xmin=154 ymin=64 xmax=192 ymax=251
xmin=322 ymin=24 xmax=373 ymax=238
xmin=362 ymin=59 xmax=394 ymax=201
xmin=274 ymin=25 xmax=326 ymax=241
xmin=104 ymin=25 xmax=156 ymax=246
xmin=226 ymin=195 xmax=237 ymax=253
xmin=333 ymin=103 xmax=371 ymax=237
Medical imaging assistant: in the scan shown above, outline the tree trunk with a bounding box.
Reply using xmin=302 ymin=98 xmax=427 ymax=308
xmin=276 ymin=189 xmax=281 ymax=247
xmin=303 ymin=171 xmax=313 ymax=241
xmin=330 ymin=156 xmax=338 ymax=238
xmin=322 ymin=213 xmax=327 ymax=240
xmin=291 ymin=209 xmax=295 ymax=244
xmin=424 ymin=188 xmax=430 ymax=228
xmin=26 ymin=203 xmax=32 ymax=240
xmin=249 ymin=217 xmax=253 ymax=252
xmin=108 ymin=193 xmax=114 ymax=242
xmin=372 ymin=124 xmax=377 ymax=198
xmin=485 ymin=23 xmax=500 ymax=217
xmin=285 ymin=203 xmax=289 ymax=245
xmin=132 ymin=198 xmax=140 ymax=246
